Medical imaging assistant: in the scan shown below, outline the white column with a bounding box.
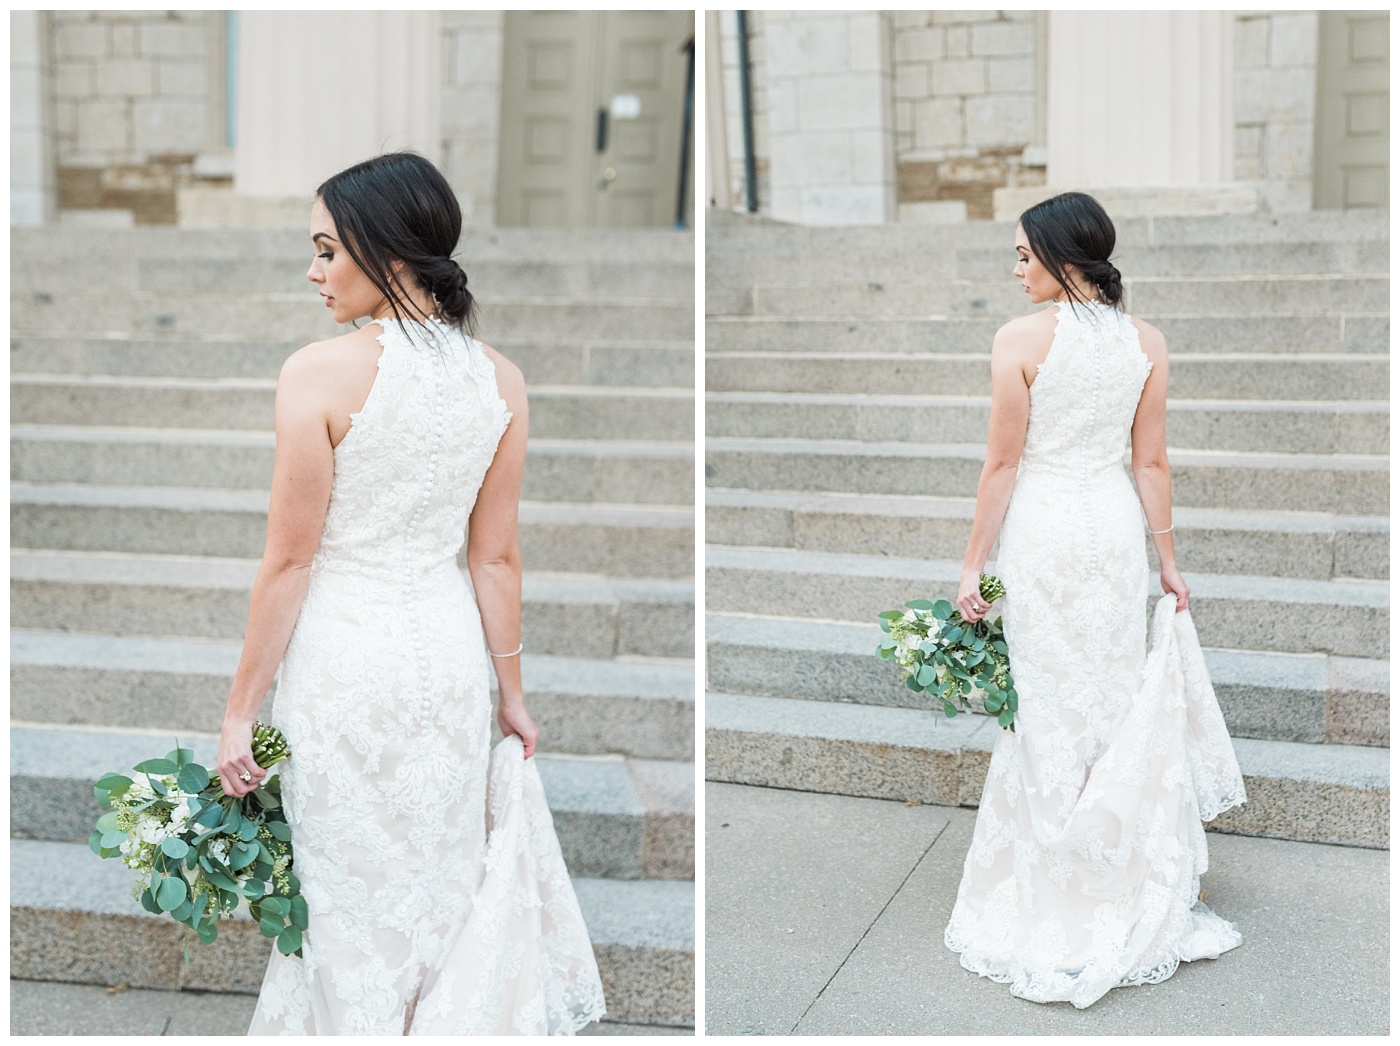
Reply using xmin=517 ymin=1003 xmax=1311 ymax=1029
xmin=234 ymin=12 xmax=441 ymax=198
xmin=764 ymin=11 xmax=896 ymax=225
xmin=12 ymin=11 xmax=56 ymax=225
xmin=1047 ymin=11 xmax=1232 ymax=187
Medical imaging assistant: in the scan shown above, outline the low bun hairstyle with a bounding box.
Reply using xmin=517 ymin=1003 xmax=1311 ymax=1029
xmin=316 ymin=152 xmax=478 ymax=334
xmin=1018 ymin=191 xmax=1125 ymax=310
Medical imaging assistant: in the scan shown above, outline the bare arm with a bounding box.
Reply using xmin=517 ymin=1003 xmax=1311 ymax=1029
xmin=217 ymin=348 xmax=335 ymax=795
xmin=959 ymin=323 xmax=1034 ymax=622
xmin=467 ymin=348 xmax=537 ymax=757
xmin=1130 ymin=321 xmax=1189 ymax=610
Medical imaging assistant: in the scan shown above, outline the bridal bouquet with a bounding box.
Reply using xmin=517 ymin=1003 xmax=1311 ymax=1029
xmin=876 ymin=574 xmax=1019 ymax=731
xmin=89 ymin=722 xmax=306 ymax=958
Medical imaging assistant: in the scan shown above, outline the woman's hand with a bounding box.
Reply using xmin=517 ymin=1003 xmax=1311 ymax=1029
xmin=1160 ymin=564 xmax=1190 ymax=612
xmin=498 ymin=701 xmax=539 ymax=759
xmin=957 ymin=568 xmax=993 ymax=623
xmin=217 ymin=717 xmax=267 ymax=798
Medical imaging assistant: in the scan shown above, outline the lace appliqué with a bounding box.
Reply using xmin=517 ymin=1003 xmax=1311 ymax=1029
xmin=945 ymin=302 xmax=1246 ymax=1008
xmin=246 ymin=317 xmax=602 ymax=1034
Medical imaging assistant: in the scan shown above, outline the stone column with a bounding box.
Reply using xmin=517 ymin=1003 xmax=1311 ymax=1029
xmin=1047 ymin=11 xmax=1232 ymax=187
xmin=234 ymin=12 xmax=441 ymax=198
xmin=12 ymin=11 xmax=56 ymax=224
xmin=763 ymin=11 xmax=897 ymax=225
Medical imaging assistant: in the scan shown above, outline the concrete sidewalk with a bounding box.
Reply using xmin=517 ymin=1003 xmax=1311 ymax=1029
xmin=9 ymin=981 xmax=691 ymax=1036
xmin=706 ymin=782 xmax=1389 ymax=1036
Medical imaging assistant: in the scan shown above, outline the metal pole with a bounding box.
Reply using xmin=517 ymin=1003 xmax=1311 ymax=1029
xmin=736 ymin=11 xmax=758 ymax=213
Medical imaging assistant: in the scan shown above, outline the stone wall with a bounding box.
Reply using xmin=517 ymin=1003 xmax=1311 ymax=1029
xmin=1233 ymin=11 xmax=1319 ymax=212
xmin=891 ymin=11 xmax=1043 ymax=220
xmin=441 ymin=11 xmax=505 ymax=227
xmin=48 ymin=10 xmax=221 ymax=223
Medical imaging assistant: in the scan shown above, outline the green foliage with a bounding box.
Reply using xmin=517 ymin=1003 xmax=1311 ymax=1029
xmin=875 ymin=574 xmax=1018 ymax=732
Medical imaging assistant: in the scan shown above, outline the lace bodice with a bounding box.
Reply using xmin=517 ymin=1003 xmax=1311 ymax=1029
xmin=1020 ymin=300 xmax=1152 ymax=479
xmin=315 ymin=315 xmax=511 ymax=581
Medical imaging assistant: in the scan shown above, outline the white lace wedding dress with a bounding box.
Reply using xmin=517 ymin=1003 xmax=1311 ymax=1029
xmin=944 ymin=299 xmax=1248 ymax=1008
xmin=246 ymin=316 xmax=606 ymax=1034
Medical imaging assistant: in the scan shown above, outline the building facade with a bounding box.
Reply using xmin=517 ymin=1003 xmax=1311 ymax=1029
xmin=709 ymin=10 xmax=1389 ymax=224
xmin=12 ymin=9 xmax=694 ymax=229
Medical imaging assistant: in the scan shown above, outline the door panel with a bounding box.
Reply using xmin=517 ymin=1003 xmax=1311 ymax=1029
xmin=497 ymin=11 xmax=692 ymax=227
xmin=1314 ymin=11 xmax=1389 ymax=209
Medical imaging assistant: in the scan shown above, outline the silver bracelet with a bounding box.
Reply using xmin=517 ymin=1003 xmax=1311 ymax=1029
xmin=1148 ymin=524 xmax=1174 ymax=535
xmin=489 ymin=642 xmax=524 ymax=658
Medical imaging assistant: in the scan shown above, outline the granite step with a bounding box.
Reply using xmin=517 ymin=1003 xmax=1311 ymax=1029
xmin=704 ymin=690 xmax=1388 ymax=849
xmin=704 ymin=545 xmax=1389 ymax=665
xmin=704 ymin=438 xmax=1388 ymax=515
xmin=10 ymin=630 xmax=695 ymax=761
xmin=710 ymin=276 xmax=1387 ymax=320
xmin=12 ymin=427 xmax=695 ymax=506
xmin=704 ymin=239 xmax=1391 ymax=289
xmin=9 ymin=334 xmax=695 ymax=388
xmin=9 ymin=724 xmax=694 ymax=880
xmin=704 ymin=315 xmax=1386 ymax=355
xmin=704 ymin=610 xmax=1387 ymax=747
xmin=10 ymin=551 xmax=694 ymax=660
xmin=706 ymin=352 xmax=1389 ymax=402
xmin=706 ymin=488 xmax=1387 ymax=582
xmin=12 ymin=484 xmax=694 ymax=578
xmin=13 ymin=225 xmax=696 ymax=265
xmin=705 ymin=210 xmax=1388 ymax=258
xmin=705 ymin=392 xmax=1390 ymax=455
xmin=11 ymin=378 xmax=696 ymax=441
xmin=10 ymin=838 xmax=694 ymax=1024
xmin=13 ymin=257 xmax=693 ymax=299
xmin=10 ymin=294 xmax=695 ymax=343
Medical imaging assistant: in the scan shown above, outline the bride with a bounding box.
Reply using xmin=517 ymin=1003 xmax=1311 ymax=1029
xmin=943 ymin=192 xmax=1247 ymax=1007
xmin=211 ymin=152 xmax=605 ymax=1034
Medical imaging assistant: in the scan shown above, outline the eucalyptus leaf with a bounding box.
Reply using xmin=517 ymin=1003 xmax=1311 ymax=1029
xmin=290 ymin=895 xmax=308 ymax=930
xmin=905 ymin=599 xmax=935 ymax=611
xmin=277 ymin=925 xmax=302 ymax=956
xmin=100 ymin=829 xmax=126 ymax=850
xmin=161 ymin=836 xmax=190 ymax=859
xmin=931 ymin=599 xmax=953 ymax=618
xmin=88 ymin=829 xmax=107 ymax=857
xmin=156 ymin=875 xmax=187 ymax=911
xmin=998 ymin=708 xmax=1015 ymax=728
xmin=260 ymin=915 xmax=285 ymax=939
xmin=239 ymin=818 xmax=260 ymax=842
xmin=133 ymin=758 xmax=177 ymax=776
xmin=140 ymin=886 xmax=162 ymax=915
xmin=197 ymin=923 xmax=218 ymax=946
xmin=165 ymin=747 xmax=194 ymax=767
xmin=177 ymin=764 xmax=210 ymax=794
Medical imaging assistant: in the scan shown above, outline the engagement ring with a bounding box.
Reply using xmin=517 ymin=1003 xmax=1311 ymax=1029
xmin=240 ymin=771 xmax=252 ymax=782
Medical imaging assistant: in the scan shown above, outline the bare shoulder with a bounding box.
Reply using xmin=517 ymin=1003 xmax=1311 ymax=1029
xmin=280 ymin=325 xmax=383 ymax=385
xmin=1126 ymin=313 xmax=1168 ymax=363
xmin=991 ymin=308 xmax=1056 ymax=363
xmin=479 ymin=343 xmax=527 ymax=416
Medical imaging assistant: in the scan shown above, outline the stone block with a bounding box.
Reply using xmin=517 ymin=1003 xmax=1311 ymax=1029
xmin=453 ymin=27 xmax=503 ymax=85
xmin=914 ymin=97 xmax=963 ymax=149
xmin=969 ymin=19 xmax=1033 ymax=57
xmin=765 ymin=15 xmax=851 ymax=78
xmin=54 ymin=23 xmax=108 ymax=59
xmin=894 ymin=26 xmax=942 ymax=64
xmin=796 ymin=73 xmax=886 ymax=133
xmin=110 ymin=22 xmax=136 ymax=57
xmin=965 ymin=93 xmax=1034 ymax=146
xmin=156 ymin=59 xmax=205 ymax=98
xmin=945 ymin=25 xmax=969 ymax=58
xmin=848 ymin=130 xmax=891 ymax=183
xmin=895 ymin=62 xmax=928 ymax=100
xmin=892 ymin=12 xmax=930 ymax=29
xmin=1270 ymin=11 xmax=1319 ymax=68
xmin=54 ymin=100 xmax=78 ymax=137
xmin=767 ymin=76 xmax=798 ymax=135
xmin=895 ymin=98 xmax=914 ymax=134
xmin=929 ymin=57 xmax=985 ymax=95
xmin=96 ymin=57 xmax=155 ymax=97
xmin=987 ymin=55 xmax=1033 ymax=93
xmin=1266 ymin=121 xmax=1314 ymax=181
xmin=137 ymin=21 xmax=205 ymax=58
xmin=846 ymin=13 xmax=886 ymax=74
xmin=798 ymin=184 xmax=892 ymax=227
xmin=1236 ymin=67 xmax=1314 ymax=124
xmin=1233 ymin=14 xmax=1269 ymax=69
xmin=53 ymin=61 xmax=94 ymax=99
xmin=75 ymin=100 xmax=129 ymax=151
xmin=932 ymin=11 xmax=1003 ymax=25
xmin=130 ymin=99 xmax=207 ymax=152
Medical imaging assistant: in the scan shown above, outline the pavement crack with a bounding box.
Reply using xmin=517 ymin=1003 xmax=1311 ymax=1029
xmin=788 ymin=820 xmax=950 ymax=1034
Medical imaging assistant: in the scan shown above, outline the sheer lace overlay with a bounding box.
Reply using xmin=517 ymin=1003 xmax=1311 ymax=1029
xmin=943 ymin=301 xmax=1247 ymax=1008
xmin=247 ymin=317 xmax=605 ymax=1034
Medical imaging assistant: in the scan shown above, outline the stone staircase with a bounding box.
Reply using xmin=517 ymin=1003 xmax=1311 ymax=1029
xmin=705 ymin=210 xmax=1389 ymax=851
xmin=9 ymin=226 xmax=695 ymax=1026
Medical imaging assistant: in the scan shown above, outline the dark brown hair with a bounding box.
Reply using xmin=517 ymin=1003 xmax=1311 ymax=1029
xmin=316 ymin=152 xmax=477 ymax=333
xmin=1019 ymin=191 xmax=1124 ymax=310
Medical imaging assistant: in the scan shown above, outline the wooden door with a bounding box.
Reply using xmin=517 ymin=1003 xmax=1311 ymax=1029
xmin=1314 ymin=11 xmax=1389 ymax=209
xmin=497 ymin=11 xmax=692 ymax=226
